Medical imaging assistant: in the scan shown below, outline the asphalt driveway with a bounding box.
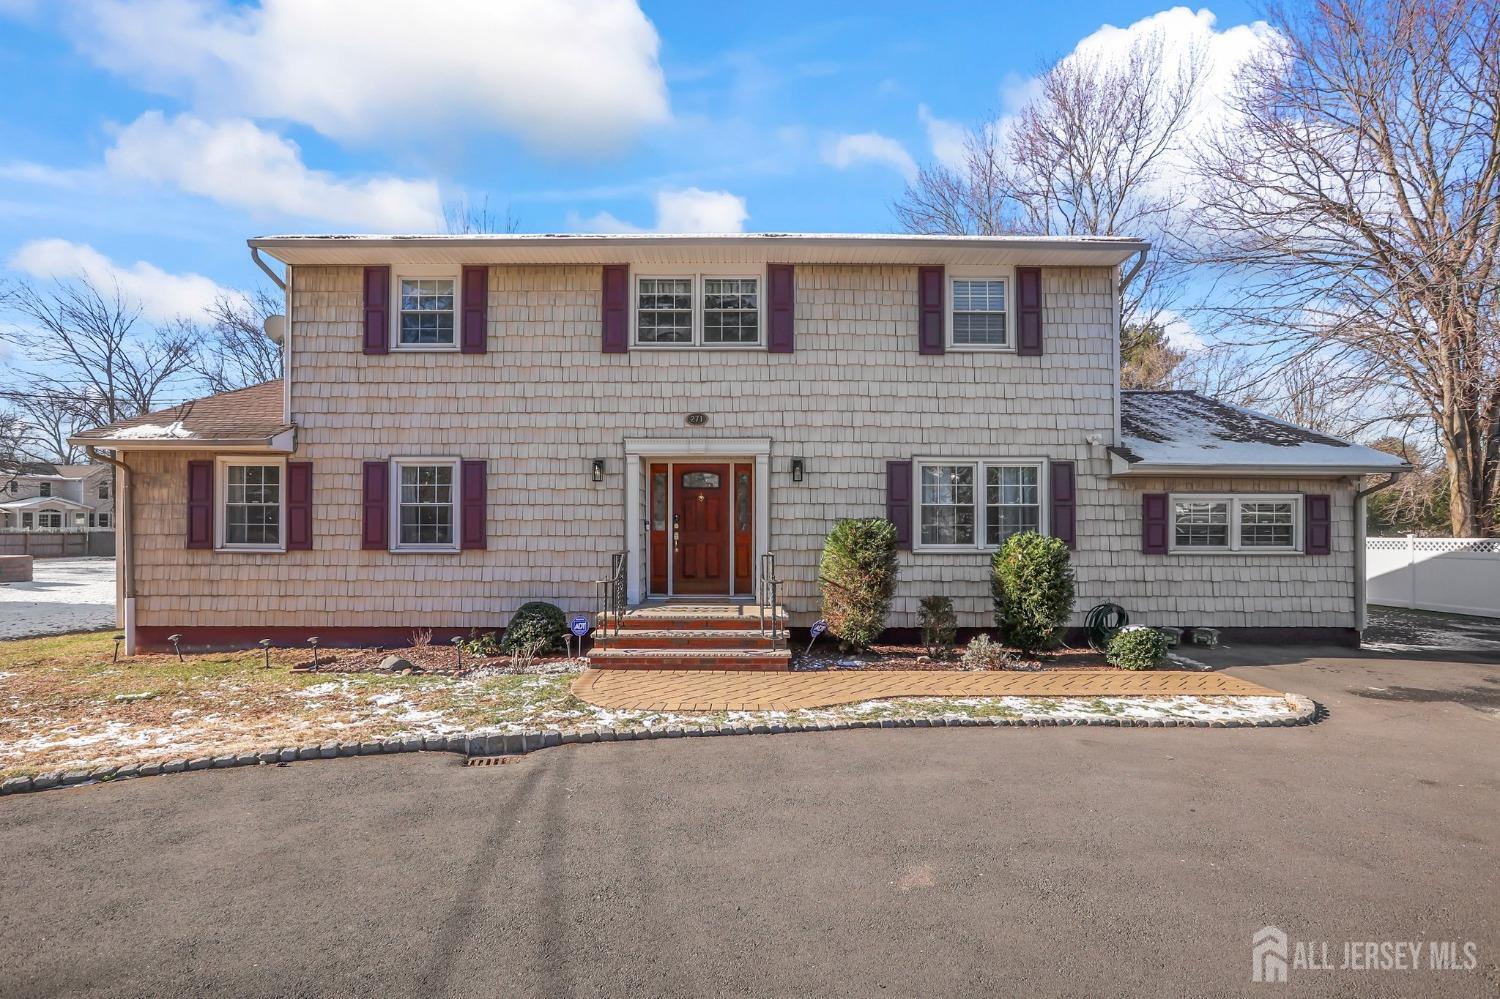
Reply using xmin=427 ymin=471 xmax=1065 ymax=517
xmin=2 ymin=648 xmax=1498 ymax=998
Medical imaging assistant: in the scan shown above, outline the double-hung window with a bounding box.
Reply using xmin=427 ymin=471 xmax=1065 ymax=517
xmin=634 ymin=273 xmax=762 ymax=347
xmin=1170 ymin=494 xmax=1301 ymax=553
xmin=949 ymin=275 xmax=1010 ymax=349
xmin=916 ymin=458 xmax=1046 ymax=551
xmin=392 ymin=458 xmax=460 ymax=551
xmin=39 ymin=482 xmax=51 ymax=497
xmin=218 ymin=458 xmax=284 ymax=550
xmin=393 ymin=269 xmax=457 ymax=349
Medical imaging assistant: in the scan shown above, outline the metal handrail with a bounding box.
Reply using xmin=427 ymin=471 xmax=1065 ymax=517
xmin=595 ymin=551 xmax=627 ymax=642
xmin=757 ymin=551 xmax=783 ymax=648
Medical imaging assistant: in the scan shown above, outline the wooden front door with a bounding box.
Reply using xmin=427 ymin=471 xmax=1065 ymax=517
xmin=672 ymin=463 xmax=731 ymax=595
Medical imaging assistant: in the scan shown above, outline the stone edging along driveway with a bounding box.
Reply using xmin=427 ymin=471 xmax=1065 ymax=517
xmin=0 ymin=692 xmax=1320 ymax=798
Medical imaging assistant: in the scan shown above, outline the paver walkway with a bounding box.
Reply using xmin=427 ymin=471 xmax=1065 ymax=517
xmin=571 ymin=668 xmax=1285 ymax=712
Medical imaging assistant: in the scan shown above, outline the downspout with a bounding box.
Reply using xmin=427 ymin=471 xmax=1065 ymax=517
xmin=1353 ymin=471 xmax=1407 ymax=637
xmin=85 ymin=446 xmax=136 ymax=655
xmin=250 ymin=247 xmax=287 ymax=290
xmin=1118 ymin=248 xmax=1148 ymax=295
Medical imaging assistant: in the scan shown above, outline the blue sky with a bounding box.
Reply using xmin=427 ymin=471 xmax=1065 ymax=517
xmin=0 ymin=0 xmax=1266 ymax=319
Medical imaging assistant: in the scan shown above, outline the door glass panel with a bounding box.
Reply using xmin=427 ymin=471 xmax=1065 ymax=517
xmin=682 ymin=471 xmax=720 ymax=489
xmin=651 ymin=471 xmax=667 ymax=530
xmin=736 ymin=471 xmax=750 ymax=532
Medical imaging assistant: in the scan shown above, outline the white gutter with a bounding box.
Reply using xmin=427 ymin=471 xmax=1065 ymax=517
xmin=1108 ymin=453 xmax=1413 ymax=478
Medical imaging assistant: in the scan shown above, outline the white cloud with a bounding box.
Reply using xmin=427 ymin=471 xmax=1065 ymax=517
xmin=1158 ymin=309 xmax=1207 ymax=351
xmin=919 ymin=8 xmax=1277 ymax=170
xmin=105 ymin=112 xmax=441 ymax=231
xmin=9 ymin=239 xmax=236 ymax=320
xmin=65 ymin=0 xmax=670 ymax=155
xmin=917 ymin=104 xmax=968 ymax=173
xmin=822 ymin=132 xmax=917 ymax=183
xmin=573 ymin=187 xmax=749 ymax=233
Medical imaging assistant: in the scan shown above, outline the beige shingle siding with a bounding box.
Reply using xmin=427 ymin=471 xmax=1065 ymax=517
xmin=128 ymin=263 xmax=1357 ymax=632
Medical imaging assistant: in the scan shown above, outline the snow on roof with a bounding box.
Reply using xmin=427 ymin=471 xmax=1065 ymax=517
xmin=0 ymin=495 xmax=92 ymax=511
xmin=1116 ymin=391 xmax=1409 ymax=474
xmin=71 ymin=380 xmax=292 ymax=449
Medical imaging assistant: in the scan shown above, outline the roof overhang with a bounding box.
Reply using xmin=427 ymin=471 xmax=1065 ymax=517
xmin=0 ymin=496 xmax=92 ymax=512
xmin=71 ymin=428 xmax=297 ymax=453
xmin=1109 ymin=452 xmax=1413 ymax=477
xmin=248 ymin=233 xmax=1151 ymax=268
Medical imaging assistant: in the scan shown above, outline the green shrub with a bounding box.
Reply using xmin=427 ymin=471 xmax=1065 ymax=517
xmin=460 ymin=628 xmax=502 ymax=657
xmin=960 ymin=633 xmax=1012 ymax=671
xmin=502 ymin=601 xmax=567 ymax=654
xmin=990 ymin=532 xmax=1075 ymax=653
xmin=918 ymin=596 xmax=957 ymax=657
xmin=502 ymin=615 xmax=554 ymax=667
xmin=818 ymin=518 xmax=899 ymax=651
xmin=1107 ymin=626 xmax=1168 ymax=671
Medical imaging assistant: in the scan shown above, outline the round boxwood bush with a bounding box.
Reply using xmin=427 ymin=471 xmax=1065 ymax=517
xmin=990 ymin=532 xmax=1075 ymax=653
xmin=1107 ymin=626 xmax=1168 ymax=671
xmin=502 ymin=601 xmax=567 ymax=653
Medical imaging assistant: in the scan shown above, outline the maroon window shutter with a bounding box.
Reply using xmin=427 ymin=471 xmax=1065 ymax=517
xmin=767 ymin=264 xmax=795 ymax=353
xmin=361 ymin=461 xmax=389 ymax=550
xmin=1050 ymin=460 xmax=1076 ymax=549
xmin=286 ymin=461 xmax=312 ymax=551
xmin=186 ymin=460 xmax=213 ymax=549
xmin=363 ymin=266 xmax=389 ymax=355
xmin=1142 ymin=493 xmax=1169 ymax=554
xmin=460 ymin=459 xmax=487 ymax=550
xmin=887 ymin=460 xmax=913 ymax=550
xmin=1016 ymin=266 xmax=1042 ymax=356
xmin=460 ymin=265 xmax=488 ymax=354
xmin=1305 ymin=494 xmax=1331 ymax=555
xmin=917 ymin=266 xmax=944 ymax=355
xmin=601 ymin=264 xmax=629 ymax=353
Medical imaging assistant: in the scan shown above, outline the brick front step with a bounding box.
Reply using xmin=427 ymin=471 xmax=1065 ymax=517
xmin=598 ymin=603 xmax=788 ymax=632
xmin=585 ymin=648 xmax=792 ymax=671
xmin=593 ymin=629 xmax=781 ymax=650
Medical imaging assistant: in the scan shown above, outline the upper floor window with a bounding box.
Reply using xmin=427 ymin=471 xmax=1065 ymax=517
xmin=950 ymin=276 xmax=1010 ymax=349
xmin=634 ymin=273 xmax=762 ymax=348
xmin=98 ymin=482 xmax=109 ymax=499
xmin=7 ymin=480 xmax=15 ymax=494
xmin=916 ymin=458 xmax=1046 ymax=552
xmin=1170 ymin=494 xmax=1301 ymax=553
xmin=39 ymin=482 xmax=51 ymax=497
xmin=392 ymin=268 xmax=458 ymax=350
xmin=219 ymin=459 xmax=284 ymax=550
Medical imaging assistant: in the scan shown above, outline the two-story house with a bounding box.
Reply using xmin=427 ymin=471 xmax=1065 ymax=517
xmin=71 ymin=233 xmax=1406 ymax=657
xmin=1 ymin=461 xmax=114 ymax=532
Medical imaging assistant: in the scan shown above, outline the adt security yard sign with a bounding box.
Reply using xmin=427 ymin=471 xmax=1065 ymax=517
xmin=570 ymin=615 xmax=591 ymax=638
xmin=806 ymin=618 xmax=828 ymax=655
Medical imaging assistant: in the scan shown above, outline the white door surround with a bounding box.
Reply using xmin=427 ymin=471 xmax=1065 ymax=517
xmin=622 ymin=437 xmax=771 ymax=605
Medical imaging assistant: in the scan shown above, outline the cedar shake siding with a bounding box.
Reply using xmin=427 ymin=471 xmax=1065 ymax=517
xmin=114 ymin=261 xmax=1365 ymax=639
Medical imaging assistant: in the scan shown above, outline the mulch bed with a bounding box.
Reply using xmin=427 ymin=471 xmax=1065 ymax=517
xmin=793 ymin=643 xmax=1111 ymax=672
xmin=289 ymin=645 xmax=583 ymax=677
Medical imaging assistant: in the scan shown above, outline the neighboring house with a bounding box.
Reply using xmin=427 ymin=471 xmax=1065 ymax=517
xmin=71 ymin=233 xmax=1408 ymax=655
xmin=1 ymin=461 xmax=114 ymax=532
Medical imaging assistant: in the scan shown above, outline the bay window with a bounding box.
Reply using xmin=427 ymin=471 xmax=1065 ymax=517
xmin=916 ymin=458 xmax=1046 ymax=552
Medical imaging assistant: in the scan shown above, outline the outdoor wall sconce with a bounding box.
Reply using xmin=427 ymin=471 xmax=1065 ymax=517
xmin=791 ymin=458 xmax=805 ymax=483
xmin=591 ymin=458 xmax=606 ymax=482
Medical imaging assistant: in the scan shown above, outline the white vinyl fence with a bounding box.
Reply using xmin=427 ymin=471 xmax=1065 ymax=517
xmin=1367 ymin=536 xmax=1500 ymax=619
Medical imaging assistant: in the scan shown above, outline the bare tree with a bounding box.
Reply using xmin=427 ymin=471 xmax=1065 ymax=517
xmin=10 ymin=386 xmax=87 ymax=464
xmin=1192 ymin=0 xmax=1500 ymax=536
xmin=192 ymin=290 xmax=284 ymax=394
xmin=443 ymin=195 xmax=520 ymax=235
xmin=894 ymin=29 xmax=1207 ymax=338
xmin=0 ymin=408 xmax=27 ymax=491
xmin=0 ymin=278 xmax=199 ymax=428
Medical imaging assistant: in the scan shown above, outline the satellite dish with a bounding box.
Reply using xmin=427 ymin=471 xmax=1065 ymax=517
xmin=263 ymin=314 xmax=286 ymax=344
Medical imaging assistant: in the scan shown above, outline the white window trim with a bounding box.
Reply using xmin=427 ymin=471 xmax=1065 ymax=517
xmin=1168 ymin=493 xmax=1303 ymax=554
xmin=946 ymin=267 xmax=1016 ymax=352
xmin=631 ymin=266 xmax=766 ymax=350
xmin=215 ymin=456 xmax=287 ymax=553
xmin=389 ymin=456 xmax=462 ymax=553
xmin=390 ymin=265 xmax=461 ymax=352
xmin=913 ymin=456 xmax=1049 ymax=553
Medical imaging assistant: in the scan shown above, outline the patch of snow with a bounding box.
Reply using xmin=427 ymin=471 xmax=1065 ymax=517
xmin=105 ymin=421 xmax=194 ymax=440
xmin=0 ymin=558 xmax=117 ymax=640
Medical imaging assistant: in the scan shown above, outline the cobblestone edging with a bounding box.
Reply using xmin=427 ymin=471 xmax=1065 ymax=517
xmin=0 ymin=694 xmax=1319 ymax=797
